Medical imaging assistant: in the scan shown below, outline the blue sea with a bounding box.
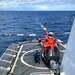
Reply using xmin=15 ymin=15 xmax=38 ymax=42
xmin=0 ymin=11 xmax=75 ymax=56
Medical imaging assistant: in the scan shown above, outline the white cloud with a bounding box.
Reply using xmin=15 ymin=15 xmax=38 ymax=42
xmin=34 ymin=5 xmax=49 ymax=10
xmin=0 ymin=0 xmax=75 ymax=11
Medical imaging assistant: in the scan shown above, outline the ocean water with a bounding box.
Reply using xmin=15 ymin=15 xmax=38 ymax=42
xmin=0 ymin=11 xmax=75 ymax=56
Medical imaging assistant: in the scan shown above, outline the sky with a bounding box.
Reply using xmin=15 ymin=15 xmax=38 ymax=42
xmin=0 ymin=0 xmax=75 ymax=11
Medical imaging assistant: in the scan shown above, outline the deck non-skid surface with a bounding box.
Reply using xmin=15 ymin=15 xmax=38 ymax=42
xmin=13 ymin=42 xmax=50 ymax=75
xmin=13 ymin=42 xmax=65 ymax=75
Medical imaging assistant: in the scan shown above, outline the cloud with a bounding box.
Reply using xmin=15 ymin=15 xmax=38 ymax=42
xmin=0 ymin=0 xmax=75 ymax=11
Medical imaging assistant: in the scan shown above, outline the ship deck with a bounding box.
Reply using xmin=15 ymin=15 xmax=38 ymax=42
xmin=13 ymin=42 xmax=50 ymax=75
xmin=0 ymin=40 xmax=66 ymax=75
